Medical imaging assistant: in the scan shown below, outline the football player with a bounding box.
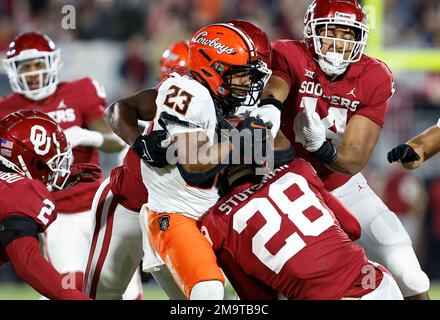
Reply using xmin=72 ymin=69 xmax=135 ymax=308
xmin=0 ymin=110 xmax=100 ymax=300
xmin=387 ymin=119 xmax=440 ymax=169
xmin=102 ymin=23 xmax=271 ymax=300
xmin=258 ymin=0 xmax=429 ymax=299
xmin=200 ymin=159 xmax=403 ymax=300
xmin=0 ymin=32 xmax=129 ymax=298
xmin=84 ymin=22 xmax=273 ymax=300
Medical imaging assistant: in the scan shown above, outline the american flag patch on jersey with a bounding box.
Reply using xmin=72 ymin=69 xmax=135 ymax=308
xmin=1 ymin=138 xmax=13 ymax=149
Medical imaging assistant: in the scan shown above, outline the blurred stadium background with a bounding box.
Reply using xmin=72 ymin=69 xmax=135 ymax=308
xmin=0 ymin=0 xmax=440 ymax=299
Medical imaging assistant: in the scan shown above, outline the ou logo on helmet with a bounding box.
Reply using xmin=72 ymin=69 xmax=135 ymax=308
xmin=30 ymin=125 xmax=52 ymax=155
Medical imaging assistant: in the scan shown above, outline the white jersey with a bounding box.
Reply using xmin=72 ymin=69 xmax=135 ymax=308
xmin=142 ymin=73 xmax=220 ymax=219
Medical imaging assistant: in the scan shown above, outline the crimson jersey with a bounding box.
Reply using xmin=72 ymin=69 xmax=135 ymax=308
xmin=0 ymin=78 xmax=106 ymax=213
xmin=201 ymin=159 xmax=373 ymax=300
xmin=0 ymin=171 xmax=57 ymax=264
xmin=272 ymin=40 xmax=394 ymax=191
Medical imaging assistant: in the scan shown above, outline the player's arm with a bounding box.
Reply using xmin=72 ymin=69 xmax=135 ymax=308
xmin=1 ymin=217 xmax=89 ymax=300
xmin=387 ymin=123 xmax=440 ymax=169
xmin=172 ymin=114 xmax=271 ymax=185
xmin=172 ymin=130 xmax=232 ymax=185
xmin=86 ymin=117 xmax=126 ymax=153
xmin=260 ymin=74 xmax=290 ymax=103
xmin=260 ymin=41 xmax=293 ymax=104
xmin=105 ymin=89 xmax=169 ymax=167
xmin=105 ymin=88 xmax=158 ymax=145
xmin=328 ymin=115 xmax=382 ymax=175
xmin=302 ymin=107 xmax=382 ymax=176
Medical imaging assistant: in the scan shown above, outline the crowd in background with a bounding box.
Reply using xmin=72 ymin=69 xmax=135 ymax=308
xmin=0 ymin=0 xmax=440 ymax=284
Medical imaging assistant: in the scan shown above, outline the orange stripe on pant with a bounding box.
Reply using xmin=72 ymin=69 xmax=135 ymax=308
xmin=148 ymin=209 xmax=224 ymax=298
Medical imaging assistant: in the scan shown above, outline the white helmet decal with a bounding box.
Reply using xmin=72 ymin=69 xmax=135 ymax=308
xmin=30 ymin=125 xmax=52 ymax=155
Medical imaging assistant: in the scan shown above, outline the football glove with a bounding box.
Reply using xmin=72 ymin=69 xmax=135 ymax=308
xmin=131 ymin=130 xmax=169 ymax=168
xmin=62 ymin=163 xmax=102 ymax=190
xmin=387 ymin=144 xmax=420 ymax=163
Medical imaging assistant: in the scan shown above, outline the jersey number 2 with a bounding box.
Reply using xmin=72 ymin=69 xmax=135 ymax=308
xmin=164 ymin=85 xmax=193 ymax=115
xmin=37 ymin=199 xmax=55 ymax=226
xmin=232 ymin=172 xmax=334 ymax=274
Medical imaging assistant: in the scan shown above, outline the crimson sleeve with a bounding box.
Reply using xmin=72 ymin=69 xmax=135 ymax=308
xmin=356 ymin=61 xmax=394 ymax=128
xmin=5 ymin=236 xmax=90 ymax=300
xmin=271 ymin=40 xmax=295 ymax=88
xmin=322 ymin=190 xmax=361 ymax=241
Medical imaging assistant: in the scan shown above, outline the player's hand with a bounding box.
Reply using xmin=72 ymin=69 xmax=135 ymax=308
xmin=131 ymin=130 xmax=169 ymax=168
xmin=302 ymin=108 xmax=326 ymax=152
xmin=235 ymin=116 xmax=269 ymax=164
xmin=62 ymin=163 xmax=102 ymax=190
xmin=387 ymin=144 xmax=420 ymax=163
xmin=249 ymin=102 xmax=281 ymax=138
xmin=64 ymin=126 xmax=104 ymax=148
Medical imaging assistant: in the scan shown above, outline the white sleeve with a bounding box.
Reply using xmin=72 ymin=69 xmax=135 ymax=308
xmin=437 ymin=118 xmax=440 ymax=128
xmin=155 ymin=77 xmax=218 ymax=145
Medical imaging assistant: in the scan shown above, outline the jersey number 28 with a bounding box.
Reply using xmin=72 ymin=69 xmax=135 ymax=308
xmin=232 ymin=172 xmax=334 ymax=274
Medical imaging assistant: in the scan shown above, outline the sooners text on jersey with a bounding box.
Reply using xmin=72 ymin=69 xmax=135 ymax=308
xmin=272 ymin=40 xmax=394 ymax=190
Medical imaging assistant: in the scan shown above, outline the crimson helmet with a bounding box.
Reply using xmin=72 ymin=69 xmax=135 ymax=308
xmin=227 ymin=20 xmax=272 ymax=68
xmin=304 ymin=0 xmax=369 ymax=76
xmin=189 ymin=23 xmax=267 ymax=110
xmin=0 ymin=110 xmax=72 ymax=191
xmin=3 ymin=32 xmax=61 ymax=101
xmin=160 ymin=41 xmax=189 ymax=79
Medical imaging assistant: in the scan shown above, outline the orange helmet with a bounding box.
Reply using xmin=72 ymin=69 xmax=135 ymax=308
xmin=160 ymin=41 xmax=189 ymax=79
xmin=189 ymin=23 xmax=266 ymax=110
xmin=227 ymin=20 xmax=272 ymax=106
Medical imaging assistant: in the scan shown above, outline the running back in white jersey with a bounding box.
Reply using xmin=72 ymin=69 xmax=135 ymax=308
xmin=143 ymin=72 xmax=220 ymax=219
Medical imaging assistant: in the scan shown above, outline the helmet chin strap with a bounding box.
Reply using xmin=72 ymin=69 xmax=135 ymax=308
xmin=318 ymin=52 xmax=349 ymax=77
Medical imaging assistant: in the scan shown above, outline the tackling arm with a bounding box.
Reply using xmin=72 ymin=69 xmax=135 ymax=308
xmin=5 ymin=236 xmax=89 ymax=300
xmin=327 ymin=115 xmax=382 ymax=175
xmin=260 ymin=74 xmax=290 ymax=102
xmin=86 ymin=117 xmax=126 ymax=152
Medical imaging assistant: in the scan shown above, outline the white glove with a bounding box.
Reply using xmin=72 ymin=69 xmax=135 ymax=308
xmin=302 ymin=108 xmax=326 ymax=152
xmin=63 ymin=126 xmax=104 ymax=148
xmin=249 ymin=104 xmax=281 ymax=138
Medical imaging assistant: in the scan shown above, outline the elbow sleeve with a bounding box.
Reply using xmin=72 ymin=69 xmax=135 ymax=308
xmin=0 ymin=216 xmax=39 ymax=248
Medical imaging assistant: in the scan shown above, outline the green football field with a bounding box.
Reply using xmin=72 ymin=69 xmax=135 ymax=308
xmin=0 ymin=282 xmax=439 ymax=300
